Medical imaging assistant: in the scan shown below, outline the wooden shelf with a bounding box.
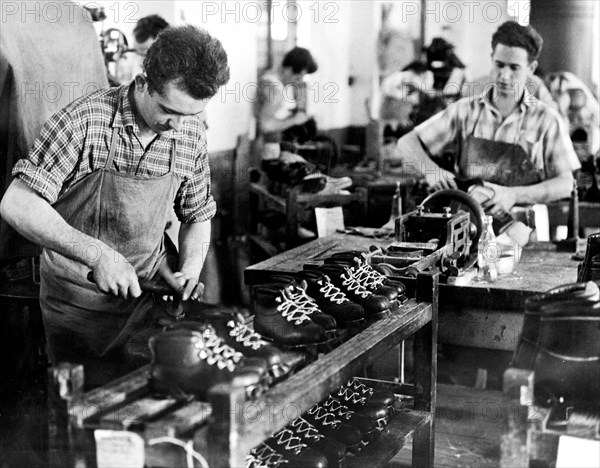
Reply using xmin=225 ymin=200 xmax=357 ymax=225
xmin=208 ymin=272 xmax=439 ymax=467
xmin=346 ymin=409 xmax=431 ymax=468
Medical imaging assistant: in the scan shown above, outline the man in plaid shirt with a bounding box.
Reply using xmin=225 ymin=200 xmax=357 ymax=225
xmin=390 ymin=21 xmax=579 ymax=221
xmin=0 ymin=26 xmax=230 ymax=384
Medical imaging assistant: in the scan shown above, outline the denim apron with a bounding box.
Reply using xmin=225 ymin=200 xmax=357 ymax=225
xmin=40 ymin=126 xmax=180 ymax=385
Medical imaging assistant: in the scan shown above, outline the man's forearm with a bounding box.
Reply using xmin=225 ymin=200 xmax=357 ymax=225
xmin=178 ymin=220 xmax=211 ymax=278
xmin=0 ymin=179 xmax=111 ymax=267
xmin=390 ymin=131 xmax=455 ymax=185
xmin=514 ymin=171 xmax=574 ymax=205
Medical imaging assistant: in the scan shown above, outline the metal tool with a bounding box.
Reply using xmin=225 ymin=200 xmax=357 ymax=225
xmin=87 ymin=260 xmax=186 ymax=319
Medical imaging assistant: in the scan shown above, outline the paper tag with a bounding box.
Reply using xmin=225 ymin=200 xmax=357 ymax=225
xmin=556 ymin=435 xmax=600 ymax=468
xmin=95 ymin=430 xmax=145 ymax=468
xmin=315 ymin=206 xmax=345 ymax=238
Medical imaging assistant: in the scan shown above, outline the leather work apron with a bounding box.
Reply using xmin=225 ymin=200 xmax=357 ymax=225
xmin=40 ymin=127 xmax=180 ymax=385
xmin=459 ymin=106 xmax=543 ymax=187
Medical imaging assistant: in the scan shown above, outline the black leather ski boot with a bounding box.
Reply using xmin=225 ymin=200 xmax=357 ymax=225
xmin=253 ymin=283 xmax=328 ymax=346
xmin=318 ymin=263 xmax=391 ymax=319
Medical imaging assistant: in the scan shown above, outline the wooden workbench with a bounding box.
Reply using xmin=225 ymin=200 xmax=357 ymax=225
xmin=245 ymin=233 xmax=580 ymax=351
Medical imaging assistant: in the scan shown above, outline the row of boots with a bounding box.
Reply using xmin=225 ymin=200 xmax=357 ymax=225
xmin=252 ymin=251 xmax=408 ymax=346
xmin=247 ymin=377 xmax=398 ymax=468
xmin=148 ymin=308 xmax=298 ymax=400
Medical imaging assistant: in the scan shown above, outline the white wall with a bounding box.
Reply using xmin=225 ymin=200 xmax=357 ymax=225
xmin=424 ymin=0 xmax=511 ymax=81
xmin=174 ymin=1 xmax=258 ymax=153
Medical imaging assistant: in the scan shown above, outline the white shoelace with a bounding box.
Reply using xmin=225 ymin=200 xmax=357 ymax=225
xmin=271 ymin=429 xmax=307 ymax=454
xmin=290 ymin=418 xmax=323 ymax=441
xmin=352 ymin=261 xmax=386 ymax=289
xmin=347 ymin=377 xmax=374 ymax=396
xmin=227 ymin=320 xmax=269 ymax=350
xmin=341 ymin=268 xmax=372 ymax=299
xmin=318 ymin=276 xmax=349 ymax=304
xmin=275 ymin=289 xmax=312 ymax=325
xmin=308 ymin=405 xmax=341 ymax=428
xmin=337 ymin=385 xmax=367 ymax=405
xmin=322 ymin=396 xmax=354 ymax=419
xmin=250 ymin=444 xmax=286 ymax=467
xmin=195 ymin=327 xmax=243 ymax=372
xmin=286 ymin=284 xmax=321 ymax=315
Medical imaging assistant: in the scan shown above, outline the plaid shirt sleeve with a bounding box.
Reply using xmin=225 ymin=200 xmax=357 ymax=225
xmin=174 ymin=134 xmax=217 ymax=224
xmin=12 ymin=107 xmax=82 ymax=204
xmin=414 ymin=100 xmax=464 ymax=158
xmin=541 ymin=109 xmax=581 ymax=176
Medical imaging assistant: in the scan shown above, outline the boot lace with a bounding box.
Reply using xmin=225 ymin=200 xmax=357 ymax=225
xmin=287 ymin=284 xmax=322 ymax=315
xmin=351 ymin=258 xmax=386 ymax=289
xmin=346 ymin=377 xmax=374 ymax=396
xmin=290 ymin=418 xmax=324 ymax=441
xmin=341 ymin=267 xmax=372 ymax=299
xmin=270 ymin=429 xmax=308 ymax=455
xmin=322 ymin=395 xmax=354 ymax=419
xmin=318 ymin=276 xmax=349 ymax=304
xmin=307 ymin=404 xmax=341 ymax=428
xmin=336 ymin=385 xmax=367 ymax=406
xmin=195 ymin=326 xmax=242 ymax=372
xmin=275 ymin=288 xmax=312 ymax=325
xmin=250 ymin=444 xmax=288 ymax=467
xmin=227 ymin=320 xmax=269 ymax=350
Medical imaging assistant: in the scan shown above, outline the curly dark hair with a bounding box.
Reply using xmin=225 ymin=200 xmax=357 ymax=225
xmin=143 ymin=25 xmax=230 ymax=100
xmin=492 ymin=21 xmax=543 ymax=62
xmin=282 ymin=47 xmax=318 ymax=74
xmin=133 ymin=15 xmax=169 ymax=43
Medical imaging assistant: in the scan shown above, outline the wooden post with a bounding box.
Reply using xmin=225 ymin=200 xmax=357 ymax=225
xmin=412 ymin=272 xmax=438 ymax=468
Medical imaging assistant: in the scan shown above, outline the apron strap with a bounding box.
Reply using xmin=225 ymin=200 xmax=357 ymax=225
xmin=105 ymin=127 xmax=120 ymax=169
xmin=169 ymin=139 xmax=177 ymax=174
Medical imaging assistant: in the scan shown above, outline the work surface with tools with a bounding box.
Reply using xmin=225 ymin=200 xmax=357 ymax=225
xmin=245 ymin=233 xmax=580 ymax=352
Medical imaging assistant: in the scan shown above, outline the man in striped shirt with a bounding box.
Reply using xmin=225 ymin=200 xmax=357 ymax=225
xmin=391 ymin=21 xmax=579 ymax=220
xmin=0 ymin=26 xmax=230 ymax=383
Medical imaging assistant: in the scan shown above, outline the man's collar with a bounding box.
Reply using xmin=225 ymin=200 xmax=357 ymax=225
xmin=480 ymin=83 xmax=537 ymax=112
xmin=111 ymin=82 xmax=182 ymax=140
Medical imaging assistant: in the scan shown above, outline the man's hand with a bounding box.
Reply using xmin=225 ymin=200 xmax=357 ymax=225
xmin=481 ymin=182 xmax=518 ymax=214
xmin=430 ymin=174 xmax=458 ymax=191
xmin=91 ymin=246 xmax=141 ymax=299
xmin=162 ymin=271 xmax=205 ymax=302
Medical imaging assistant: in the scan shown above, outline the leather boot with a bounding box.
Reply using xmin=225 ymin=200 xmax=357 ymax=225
xmin=253 ymin=283 xmax=328 ymax=346
xmin=263 ymin=429 xmax=328 ymax=468
xmin=268 ymin=275 xmax=338 ymax=332
xmin=189 ymin=307 xmax=291 ymax=380
xmin=534 ymin=300 xmax=600 ymax=407
xmin=148 ymin=324 xmax=264 ymax=400
xmin=303 ymin=403 xmax=364 ymax=453
xmin=294 ymin=270 xmax=366 ymax=327
xmin=318 ymin=264 xmax=391 ymax=319
xmin=248 ymin=443 xmax=291 ymax=468
xmin=344 ymin=377 xmax=396 ymax=410
xmin=325 ymin=251 xmax=407 ymax=304
xmin=333 ymin=386 xmax=389 ymax=430
xmin=512 ymin=281 xmax=600 ymax=369
xmin=288 ymin=417 xmax=347 ymax=468
xmin=320 ymin=395 xmax=381 ymax=440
